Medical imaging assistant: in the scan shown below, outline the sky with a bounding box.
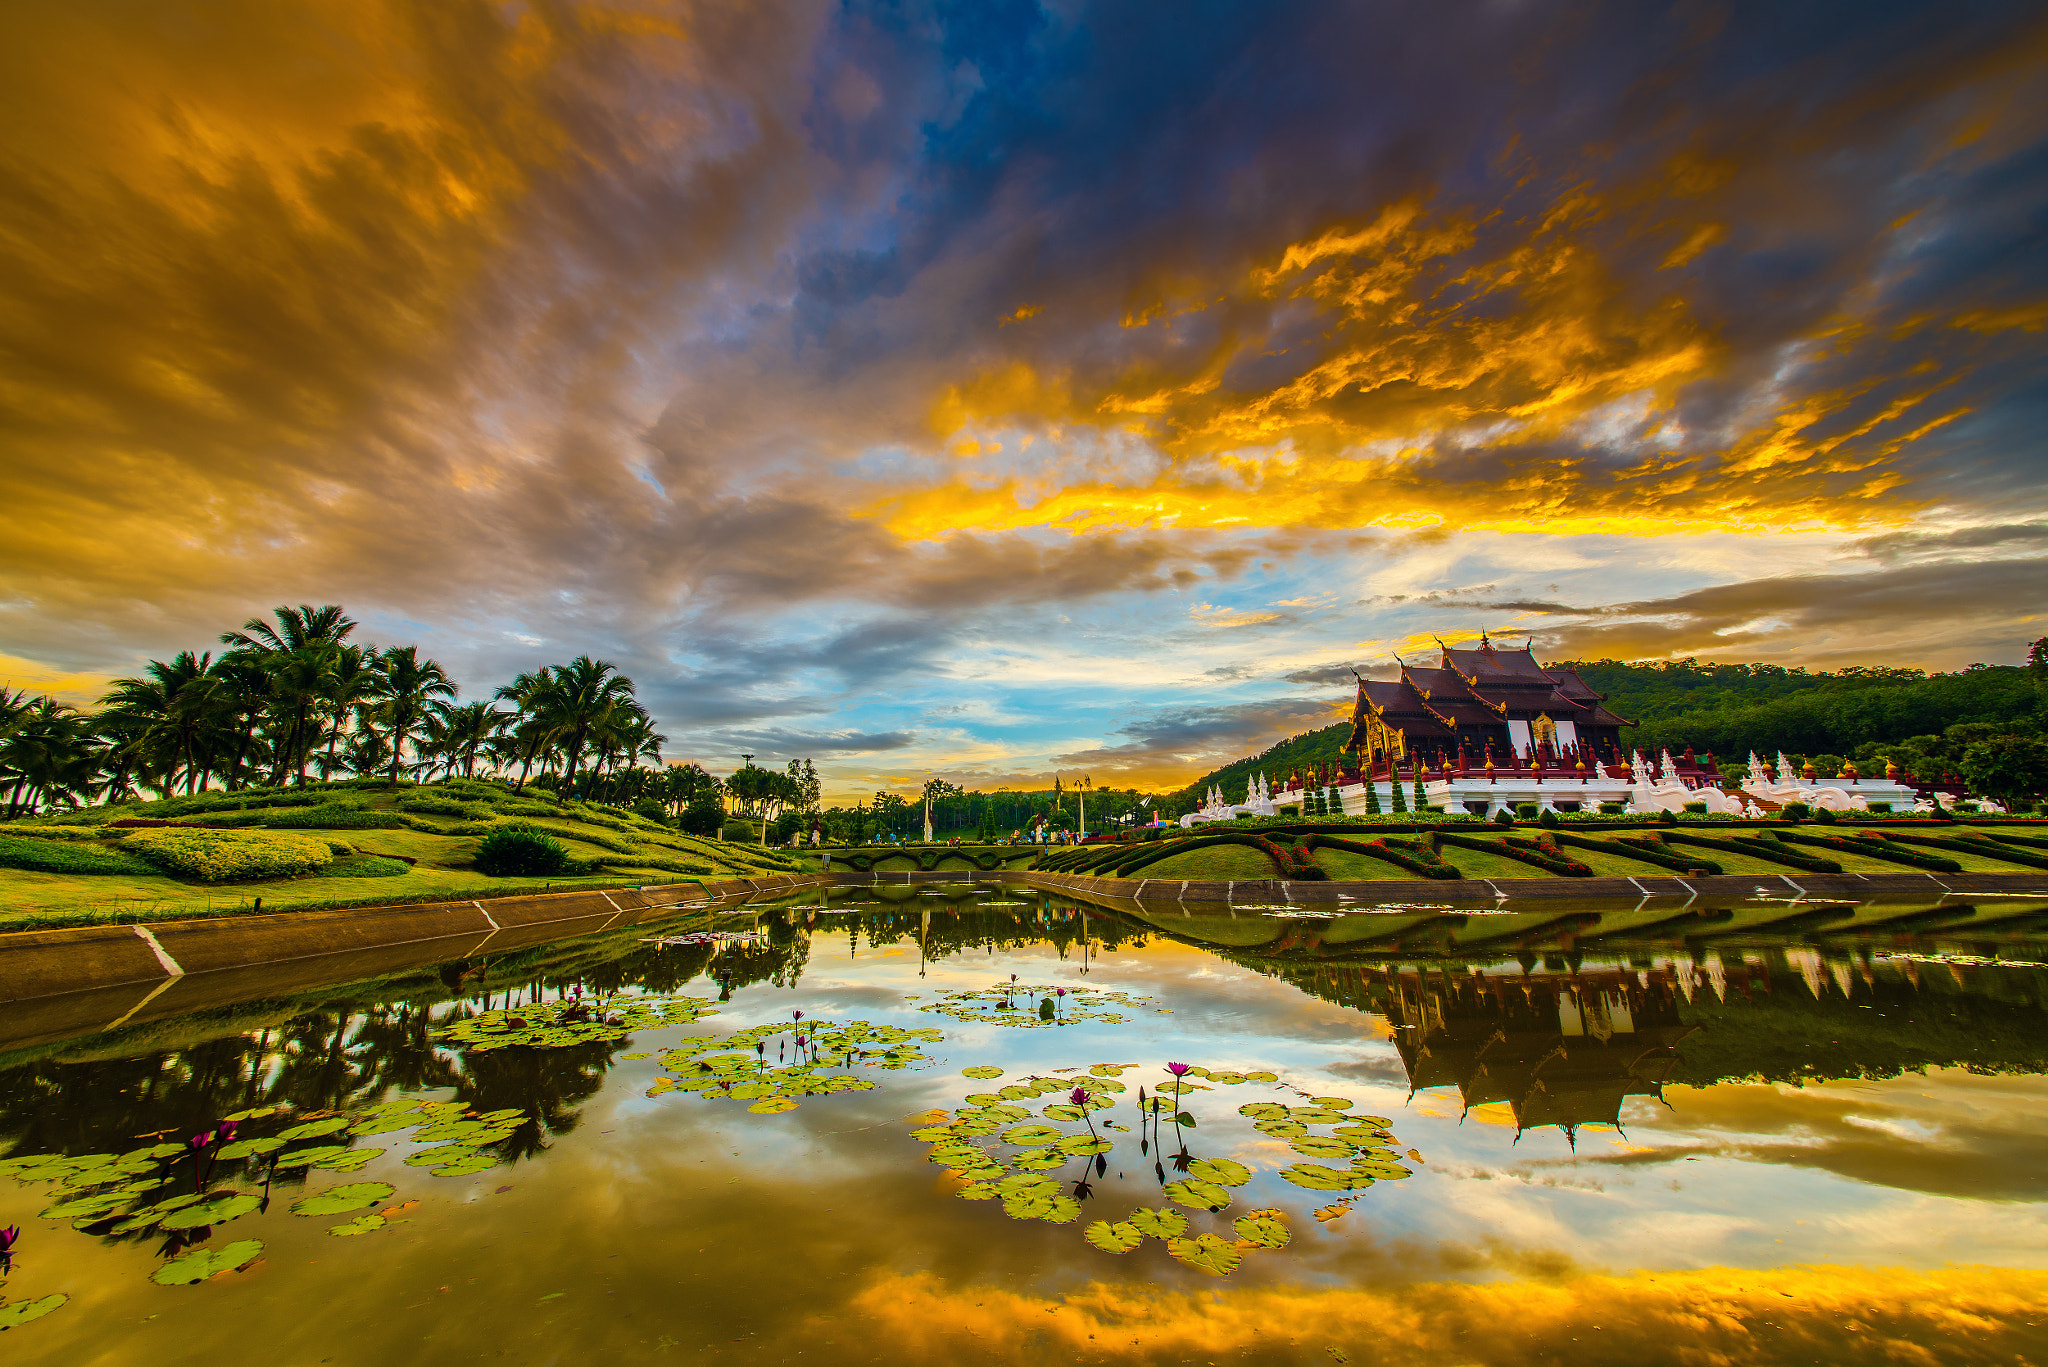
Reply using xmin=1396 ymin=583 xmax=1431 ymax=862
xmin=1 ymin=0 xmax=2045 ymax=801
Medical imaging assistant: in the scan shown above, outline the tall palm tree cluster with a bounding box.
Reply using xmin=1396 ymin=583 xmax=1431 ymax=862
xmin=1 ymin=604 xmax=667 ymax=816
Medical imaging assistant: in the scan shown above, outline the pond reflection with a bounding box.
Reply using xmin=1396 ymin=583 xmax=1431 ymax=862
xmin=1 ymin=885 xmax=2044 ymax=1362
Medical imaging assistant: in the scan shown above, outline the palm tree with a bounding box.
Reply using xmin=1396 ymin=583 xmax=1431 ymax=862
xmin=316 ymin=643 xmax=382 ymax=779
xmin=221 ymin=604 xmax=357 ymax=786
xmin=0 ymin=696 xmax=96 ymax=817
xmin=375 ymin=646 xmax=457 ymax=781
xmin=534 ymin=656 xmax=637 ymax=800
xmin=434 ymin=701 xmax=503 ymax=780
xmin=99 ymin=652 xmax=223 ymax=793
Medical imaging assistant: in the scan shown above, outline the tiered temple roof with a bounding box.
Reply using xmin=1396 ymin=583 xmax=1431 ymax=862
xmin=1345 ymin=636 xmax=1633 ymax=766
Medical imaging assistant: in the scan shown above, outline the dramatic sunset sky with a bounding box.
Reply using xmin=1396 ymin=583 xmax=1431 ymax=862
xmin=2 ymin=1 xmax=2045 ymax=796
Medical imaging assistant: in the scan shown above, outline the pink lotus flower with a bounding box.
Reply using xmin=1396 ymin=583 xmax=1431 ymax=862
xmin=1070 ymin=1087 xmax=1088 ymax=1107
xmin=1165 ymin=1062 xmax=1191 ymax=1077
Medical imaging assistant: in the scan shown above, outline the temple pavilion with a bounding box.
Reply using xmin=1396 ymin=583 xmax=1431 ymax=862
xmin=1345 ymin=635 xmax=1634 ymax=770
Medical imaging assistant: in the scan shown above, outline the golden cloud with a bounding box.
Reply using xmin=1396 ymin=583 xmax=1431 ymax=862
xmin=814 ymin=1264 xmax=2048 ymax=1365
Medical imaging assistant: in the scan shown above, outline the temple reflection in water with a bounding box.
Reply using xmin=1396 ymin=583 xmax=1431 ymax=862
xmin=1382 ymin=965 xmax=1696 ymax=1144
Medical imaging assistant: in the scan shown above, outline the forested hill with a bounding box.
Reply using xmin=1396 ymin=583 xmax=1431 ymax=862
xmin=1166 ymin=653 xmax=2046 ymax=811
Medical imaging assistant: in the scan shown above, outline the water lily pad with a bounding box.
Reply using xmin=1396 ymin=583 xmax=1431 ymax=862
xmin=1010 ymin=1147 xmax=1067 ymax=1171
xmin=1290 ymin=1135 xmax=1357 ymax=1161
xmin=159 ymin=1192 xmax=261 ymax=1230
xmin=1204 ymin=1070 xmax=1248 ymax=1084
xmin=995 ymin=1173 xmax=1060 ymax=1199
xmin=1330 ymin=1123 xmax=1395 ymax=1143
xmin=37 ymin=1193 xmax=125 ymax=1220
xmin=1238 ymin=1101 xmax=1288 ymax=1119
xmin=429 ymin=1153 xmax=500 ymax=1177
xmin=1242 ymin=1071 xmax=1278 ymax=1083
xmin=403 ymin=1145 xmax=479 ymax=1168
xmin=276 ymin=1145 xmax=355 ymax=1168
xmin=221 ymin=1106 xmax=284 ymax=1123
xmin=1166 ymin=1232 xmax=1242 ymax=1276
xmin=213 ymin=1137 xmax=286 ymax=1160
xmin=1162 ymin=1178 xmax=1233 ymax=1211
xmin=473 ymin=1109 xmax=525 ymax=1124
xmin=1041 ymin=1195 xmax=1083 ymax=1224
xmin=1279 ymin=1164 xmax=1366 ymax=1191
xmin=0 ymin=1293 xmax=68 ymax=1328
xmin=744 ymin=1096 xmax=797 ymax=1114
xmin=1000 ymin=1194 xmax=1057 ymax=1220
xmin=909 ymin=1125 xmax=957 ymax=1142
xmin=1308 ymin=1096 xmax=1353 ymax=1110
xmin=1186 ymin=1157 xmax=1252 ymax=1187
xmin=276 ymin=1117 xmax=349 ymax=1142
xmin=151 ymin=1239 xmax=263 ymax=1285
xmin=1254 ymin=1119 xmax=1308 ymax=1138
xmin=350 ymin=1113 xmax=426 ymax=1137
xmin=1084 ymin=1219 xmax=1144 ymax=1253
xmin=328 ymin=1214 xmax=386 ymax=1236
xmin=955 ymin=1182 xmax=1003 ymax=1201
xmin=1234 ymin=1210 xmax=1290 ymax=1249
xmin=1088 ymin=1064 xmax=1133 ymax=1077
xmin=289 ymin=1181 xmax=392 ymax=1217
xmin=927 ymin=1144 xmax=984 ymax=1166
xmin=1057 ymin=1135 xmax=1113 ymax=1156
xmin=1000 ymin=1124 xmax=1063 ymax=1146
xmin=317 ymin=1148 xmax=383 ymax=1172
xmin=1040 ymin=1104 xmax=1085 ymax=1122
xmin=961 ymin=1066 xmax=1003 ymax=1080
xmin=1351 ymin=1159 xmax=1412 ymax=1180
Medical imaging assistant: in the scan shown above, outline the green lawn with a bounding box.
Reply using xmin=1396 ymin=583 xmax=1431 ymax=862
xmin=0 ymin=778 xmax=806 ymax=931
xmin=1307 ymin=849 xmax=1421 ymax=881
xmin=1121 ymin=845 xmax=1279 ymax=881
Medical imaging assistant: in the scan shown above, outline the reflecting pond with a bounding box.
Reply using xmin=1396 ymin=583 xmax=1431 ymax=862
xmin=3 ymin=884 xmax=2047 ymax=1363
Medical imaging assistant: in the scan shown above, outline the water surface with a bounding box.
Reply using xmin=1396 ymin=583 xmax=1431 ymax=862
xmin=3 ymin=885 xmax=2045 ymax=1364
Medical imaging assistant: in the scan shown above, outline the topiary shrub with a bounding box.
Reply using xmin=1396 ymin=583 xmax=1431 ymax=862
xmin=0 ymin=833 xmax=156 ymax=876
xmin=1514 ymin=803 xmax=1538 ymax=820
xmin=1781 ymin=802 xmax=1810 ymax=821
xmin=1492 ymin=808 xmax=1514 ymax=827
xmin=719 ymin=817 xmax=762 ymax=844
xmin=1658 ymin=809 xmax=1679 ymax=826
xmin=1813 ymin=806 xmax=1838 ymax=825
xmin=123 ymin=828 xmax=334 ymax=883
xmin=473 ymin=825 xmax=572 ymax=877
xmin=1599 ymin=802 xmax=1626 ymax=815
xmin=1538 ymin=808 xmax=1561 ymax=830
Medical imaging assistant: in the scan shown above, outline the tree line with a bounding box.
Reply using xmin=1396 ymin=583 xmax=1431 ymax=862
xmin=0 ymin=602 xmax=810 ymax=823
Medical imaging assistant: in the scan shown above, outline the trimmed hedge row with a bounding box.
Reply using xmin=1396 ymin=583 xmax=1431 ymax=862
xmin=1302 ymin=834 xmax=1462 ymax=880
xmin=836 ymin=846 xmax=1020 ymax=873
xmin=1778 ymin=830 xmax=1962 ymax=873
xmin=1432 ymin=831 xmax=1593 ymax=877
xmin=1662 ymin=830 xmax=1843 ymax=873
xmin=1549 ymin=831 xmax=1723 ymax=876
xmin=1888 ymin=831 xmax=2048 ymax=870
xmin=0 ymin=834 xmax=156 ymax=876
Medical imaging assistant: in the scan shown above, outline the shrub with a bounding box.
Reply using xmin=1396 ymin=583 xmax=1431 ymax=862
xmin=719 ymin=818 xmax=762 ymax=844
xmin=1599 ymin=802 xmax=1626 ymax=815
xmin=1813 ymin=806 xmax=1838 ymax=825
xmin=325 ymin=853 xmax=410 ymax=878
xmin=632 ymin=799 xmax=672 ymax=826
xmin=394 ymin=795 xmax=477 ymax=818
xmin=1492 ymin=809 xmax=1514 ymax=827
xmin=1514 ymin=803 xmax=1539 ymax=820
xmin=1682 ymin=801 xmax=1708 ymax=814
xmin=0 ymin=834 xmax=156 ymax=875
xmin=473 ymin=826 xmax=573 ymax=877
xmin=1866 ymin=802 xmax=1892 ymax=814
xmin=123 ymin=829 xmax=334 ymax=883
xmin=1538 ymin=808 xmax=1561 ymax=830
xmin=1781 ymin=802 xmax=1811 ymax=821
xmin=680 ymin=791 xmax=724 ymax=837
xmin=0 ymin=824 xmax=111 ymax=842
xmin=259 ymin=806 xmax=407 ymax=830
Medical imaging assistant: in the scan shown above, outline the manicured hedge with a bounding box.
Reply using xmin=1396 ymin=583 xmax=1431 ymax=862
xmin=1432 ymin=831 xmax=1593 ymax=877
xmin=1662 ymin=830 xmax=1843 ymax=873
xmin=474 ymin=826 xmax=573 ymax=877
xmin=1548 ymin=831 xmax=1723 ymax=876
xmin=1777 ymin=830 xmax=1962 ymax=873
xmin=0 ymin=824 xmax=111 ymax=842
xmin=257 ymin=807 xmax=408 ymax=830
xmin=122 ymin=828 xmax=335 ymax=882
xmin=833 ymin=845 xmax=1016 ymax=873
xmin=0 ymin=834 xmax=156 ymax=876
xmin=1885 ymin=832 xmax=2048 ymax=870
xmin=1302 ymin=833 xmax=1462 ymax=879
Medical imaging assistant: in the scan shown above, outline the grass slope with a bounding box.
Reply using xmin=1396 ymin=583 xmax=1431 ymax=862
xmin=0 ymin=778 xmax=804 ymax=931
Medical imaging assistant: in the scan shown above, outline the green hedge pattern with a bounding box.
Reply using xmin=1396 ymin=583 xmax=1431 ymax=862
xmin=0 ymin=834 xmax=156 ymax=876
xmin=1777 ymin=830 xmax=1962 ymax=873
xmin=1662 ymin=830 xmax=1843 ymax=873
xmin=1548 ymin=831 xmax=1723 ymax=876
xmin=1301 ymin=833 xmax=1462 ymax=879
xmin=1431 ymin=831 xmax=1592 ymax=877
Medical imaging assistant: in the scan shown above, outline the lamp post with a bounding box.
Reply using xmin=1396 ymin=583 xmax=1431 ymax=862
xmin=1073 ymin=775 xmax=1094 ymax=838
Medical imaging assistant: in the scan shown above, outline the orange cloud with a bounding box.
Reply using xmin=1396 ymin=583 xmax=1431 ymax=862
xmin=817 ymin=1264 xmax=2048 ymax=1365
